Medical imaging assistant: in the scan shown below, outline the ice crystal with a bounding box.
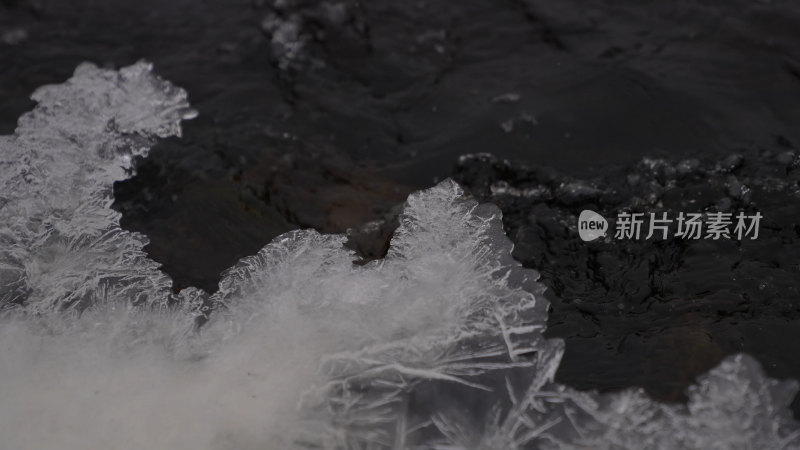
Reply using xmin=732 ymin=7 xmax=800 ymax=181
xmin=0 ymin=61 xmax=195 ymax=314
xmin=0 ymin=62 xmax=798 ymax=450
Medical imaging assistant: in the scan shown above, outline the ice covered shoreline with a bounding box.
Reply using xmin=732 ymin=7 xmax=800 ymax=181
xmin=0 ymin=62 xmax=798 ymax=449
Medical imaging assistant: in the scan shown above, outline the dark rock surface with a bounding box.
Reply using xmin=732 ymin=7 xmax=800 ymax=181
xmin=454 ymin=151 xmax=800 ymax=412
xmin=3 ymin=0 xmax=800 ymax=415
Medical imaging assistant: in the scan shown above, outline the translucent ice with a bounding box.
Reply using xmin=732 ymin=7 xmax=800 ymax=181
xmin=0 ymin=63 xmax=799 ymax=450
xmin=0 ymin=61 xmax=195 ymax=314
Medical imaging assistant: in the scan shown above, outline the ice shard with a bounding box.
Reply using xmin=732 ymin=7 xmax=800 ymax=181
xmin=204 ymin=179 xmax=559 ymax=448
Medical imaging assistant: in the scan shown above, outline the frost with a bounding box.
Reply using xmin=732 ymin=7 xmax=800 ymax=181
xmin=199 ymin=179 xmax=555 ymax=448
xmin=533 ymin=355 xmax=800 ymax=450
xmin=0 ymin=61 xmax=195 ymax=314
xmin=0 ymin=63 xmax=799 ymax=450
xmin=197 ymin=181 xmax=800 ymax=449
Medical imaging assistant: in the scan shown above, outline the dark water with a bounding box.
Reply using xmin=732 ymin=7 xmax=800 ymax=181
xmin=3 ymin=0 xmax=800 ymax=416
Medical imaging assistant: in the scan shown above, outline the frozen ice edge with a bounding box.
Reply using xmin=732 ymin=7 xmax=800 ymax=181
xmin=0 ymin=60 xmax=196 ymax=314
xmin=0 ymin=63 xmax=797 ymax=449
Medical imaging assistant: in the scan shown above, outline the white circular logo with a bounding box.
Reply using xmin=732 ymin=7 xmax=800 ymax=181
xmin=578 ymin=209 xmax=608 ymax=242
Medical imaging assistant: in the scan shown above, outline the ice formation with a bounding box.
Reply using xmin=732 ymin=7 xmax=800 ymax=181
xmin=0 ymin=62 xmax=799 ymax=450
xmin=0 ymin=61 xmax=196 ymax=314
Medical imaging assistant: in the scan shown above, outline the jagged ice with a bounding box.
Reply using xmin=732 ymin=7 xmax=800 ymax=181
xmin=0 ymin=62 xmax=797 ymax=450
